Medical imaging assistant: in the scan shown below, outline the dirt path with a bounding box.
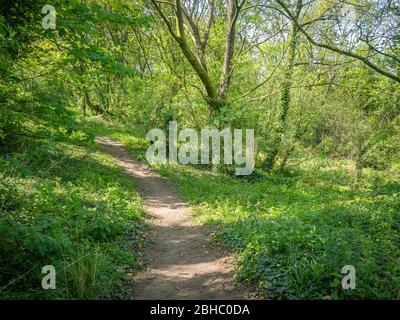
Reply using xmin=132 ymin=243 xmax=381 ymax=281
xmin=97 ymin=136 xmax=251 ymax=300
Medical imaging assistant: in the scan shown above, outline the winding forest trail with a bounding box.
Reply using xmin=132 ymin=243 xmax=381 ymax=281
xmin=97 ymin=136 xmax=251 ymax=299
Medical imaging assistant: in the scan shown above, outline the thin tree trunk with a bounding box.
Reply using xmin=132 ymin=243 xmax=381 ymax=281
xmin=264 ymin=0 xmax=302 ymax=170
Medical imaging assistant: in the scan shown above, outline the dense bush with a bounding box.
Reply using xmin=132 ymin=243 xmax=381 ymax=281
xmin=0 ymin=134 xmax=145 ymax=299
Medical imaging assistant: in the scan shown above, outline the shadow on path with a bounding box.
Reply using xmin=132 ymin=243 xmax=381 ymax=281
xmin=96 ymin=136 xmax=252 ymax=300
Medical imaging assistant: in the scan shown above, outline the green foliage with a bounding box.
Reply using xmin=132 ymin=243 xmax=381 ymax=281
xmin=88 ymin=121 xmax=399 ymax=299
xmin=157 ymin=161 xmax=400 ymax=299
xmin=1 ymin=0 xmax=399 ymax=301
xmin=0 ymin=133 xmax=145 ymax=299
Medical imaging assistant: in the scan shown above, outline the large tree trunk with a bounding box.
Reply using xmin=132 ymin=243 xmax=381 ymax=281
xmin=151 ymin=0 xmax=242 ymax=117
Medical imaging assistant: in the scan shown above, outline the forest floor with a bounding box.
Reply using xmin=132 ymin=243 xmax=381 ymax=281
xmin=85 ymin=119 xmax=399 ymax=299
xmin=97 ymin=136 xmax=252 ymax=299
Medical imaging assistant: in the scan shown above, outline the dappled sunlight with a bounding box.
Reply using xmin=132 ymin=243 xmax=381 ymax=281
xmin=97 ymin=137 xmax=252 ymax=299
xmin=143 ymin=148 xmax=399 ymax=299
xmin=2 ymin=0 xmax=399 ymax=301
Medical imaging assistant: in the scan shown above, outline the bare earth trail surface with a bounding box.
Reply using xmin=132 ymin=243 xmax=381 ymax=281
xmin=97 ymin=137 xmax=252 ymax=299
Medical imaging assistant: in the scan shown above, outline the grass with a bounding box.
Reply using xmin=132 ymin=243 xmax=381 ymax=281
xmin=85 ymin=117 xmax=400 ymax=300
xmin=0 ymin=127 xmax=146 ymax=299
xmin=157 ymin=162 xmax=400 ymax=299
